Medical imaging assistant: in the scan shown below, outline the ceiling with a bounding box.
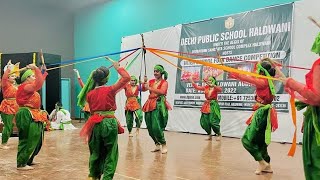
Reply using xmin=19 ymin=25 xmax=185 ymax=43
xmin=27 ymin=0 xmax=110 ymax=12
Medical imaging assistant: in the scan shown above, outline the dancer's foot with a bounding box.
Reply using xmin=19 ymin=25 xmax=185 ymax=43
xmin=0 ymin=144 xmax=9 ymax=150
xmin=161 ymin=144 xmax=168 ymax=154
xmin=129 ymin=132 xmax=133 ymax=137
xmin=206 ymin=135 xmax=212 ymax=141
xmin=255 ymin=160 xmax=269 ymax=175
xmin=262 ymin=164 xmax=273 ymax=173
xmin=29 ymin=161 xmax=40 ymax=166
xmin=135 ymin=128 xmax=140 ymax=135
xmin=151 ymin=145 xmax=161 ymax=152
xmin=216 ymin=135 xmax=222 ymax=141
xmin=17 ymin=165 xmax=34 ymax=171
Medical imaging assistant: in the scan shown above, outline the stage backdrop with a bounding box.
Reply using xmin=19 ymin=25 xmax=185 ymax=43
xmin=118 ymin=3 xmax=312 ymax=143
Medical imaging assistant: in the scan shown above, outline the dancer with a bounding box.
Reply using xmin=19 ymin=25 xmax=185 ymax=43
xmin=79 ymin=60 xmax=130 ymax=180
xmin=16 ymin=64 xmax=48 ymax=170
xmin=123 ymin=75 xmax=143 ymax=137
xmin=281 ymin=33 xmax=320 ymax=180
xmin=0 ymin=61 xmax=20 ymax=149
xmin=142 ymin=64 xmax=171 ymax=154
xmin=229 ymin=58 xmax=278 ymax=175
xmin=74 ymin=69 xmax=90 ymax=121
xmin=189 ymin=75 xmax=222 ymax=141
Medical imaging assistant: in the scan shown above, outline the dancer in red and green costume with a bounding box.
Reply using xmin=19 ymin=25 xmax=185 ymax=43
xmin=189 ymin=75 xmax=222 ymax=141
xmin=142 ymin=64 xmax=172 ymax=154
xmin=16 ymin=64 xmax=48 ymax=170
xmin=229 ymin=59 xmax=278 ymax=175
xmin=0 ymin=61 xmax=20 ymax=150
xmin=281 ymin=34 xmax=320 ymax=180
xmin=74 ymin=69 xmax=90 ymax=121
xmin=79 ymin=60 xmax=130 ymax=180
xmin=124 ymin=75 xmax=143 ymax=137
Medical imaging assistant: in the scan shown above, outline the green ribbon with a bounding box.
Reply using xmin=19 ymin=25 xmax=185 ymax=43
xmin=125 ymin=51 xmax=141 ymax=70
xmin=158 ymin=95 xmax=168 ymax=130
xmin=77 ymin=71 xmax=95 ymax=108
xmin=256 ymin=63 xmax=276 ymax=95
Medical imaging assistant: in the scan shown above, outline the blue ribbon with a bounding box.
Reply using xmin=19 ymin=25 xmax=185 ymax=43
xmin=47 ymin=47 xmax=140 ymax=67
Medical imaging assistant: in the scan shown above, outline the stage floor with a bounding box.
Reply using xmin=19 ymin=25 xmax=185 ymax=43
xmin=0 ymin=121 xmax=304 ymax=180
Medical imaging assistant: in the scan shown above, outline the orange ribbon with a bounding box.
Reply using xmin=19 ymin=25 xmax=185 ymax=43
xmin=287 ymin=90 xmax=297 ymax=156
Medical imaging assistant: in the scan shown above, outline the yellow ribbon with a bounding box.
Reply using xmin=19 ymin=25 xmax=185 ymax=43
xmin=147 ymin=48 xmax=279 ymax=81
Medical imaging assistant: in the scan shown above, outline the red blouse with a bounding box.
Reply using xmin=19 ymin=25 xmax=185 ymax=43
xmin=285 ymin=58 xmax=320 ymax=106
xmin=124 ymin=84 xmax=140 ymax=111
xmin=0 ymin=69 xmax=19 ymax=114
xmin=86 ymin=68 xmax=130 ymax=112
xmin=192 ymin=83 xmax=222 ymax=113
xmin=142 ymin=79 xmax=171 ymax=112
xmin=231 ymin=73 xmax=274 ymax=104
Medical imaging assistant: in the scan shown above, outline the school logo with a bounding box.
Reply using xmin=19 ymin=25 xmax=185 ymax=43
xmin=225 ymin=17 xmax=235 ymax=29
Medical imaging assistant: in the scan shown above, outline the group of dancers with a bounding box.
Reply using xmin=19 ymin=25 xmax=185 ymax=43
xmin=0 ymin=34 xmax=319 ymax=180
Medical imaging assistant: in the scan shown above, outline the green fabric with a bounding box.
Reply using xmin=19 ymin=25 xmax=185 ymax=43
xmin=200 ymin=100 xmax=221 ymax=135
xmin=154 ymin=65 xmax=168 ymax=80
xmin=241 ymin=105 xmax=271 ymax=162
xmin=311 ymin=32 xmax=320 ymax=55
xmin=88 ymin=117 xmax=118 ymax=180
xmin=21 ymin=69 xmax=34 ymax=83
xmin=144 ymin=99 xmax=168 ymax=145
xmin=77 ymin=71 xmax=95 ymax=108
xmin=158 ymin=96 xmax=168 ymax=128
xmin=296 ymin=102 xmax=320 ymax=180
xmin=257 ymin=63 xmax=275 ymax=95
xmin=1 ymin=113 xmax=15 ymax=144
xmin=125 ymin=109 xmax=143 ymax=133
xmin=59 ymin=120 xmax=72 ymax=130
xmin=16 ymin=107 xmax=44 ymax=167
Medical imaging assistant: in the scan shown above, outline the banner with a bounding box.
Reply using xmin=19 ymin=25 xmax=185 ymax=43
xmin=174 ymin=4 xmax=293 ymax=112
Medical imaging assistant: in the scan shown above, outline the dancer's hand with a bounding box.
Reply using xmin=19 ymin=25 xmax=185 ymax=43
xmin=113 ymin=61 xmax=120 ymax=70
xmin=73 ymin=69 xmax=80 ymax=78
xmin=188 ymin=74 xmax=194 ymax=83
xmin=279 ymin=77 xmax=288 ymax=85
xmin=144 ymin=83 xmax=149 ymax=90
xmin=27 ymin=64 xmax=37 ymax=70
xmin=144 ymin=76 xmax=148 ymax=83
xmin=40 ymin=64 xmax=47 ymax=72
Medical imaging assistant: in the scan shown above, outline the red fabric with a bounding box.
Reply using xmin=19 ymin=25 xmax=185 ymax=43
xmin=16 ymin=68 xmax=47 ymax=106
xmin=80 ymin=114 xmax=121 ymax=143
xmin=285 ymin=59 xmax=320 ymax=105
xmin=124 ymin=84 xmax=140 ymax=111
xmin=142 ymin=79 xmax=170 ymax=112
xmin=124 ymin=84 xmax=139 ymax=97
xmin=305 ymin=58 xmax=320 ymax=91
xmin=86 ymin=67 xmax=130 ymax=112
xmin=192 ymin=83 xmax=222 ymax=113
xmin=230 ymin=72 xmax=273 ymax=104
xmin=0 ymin=69 xmax=19 ymax=114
